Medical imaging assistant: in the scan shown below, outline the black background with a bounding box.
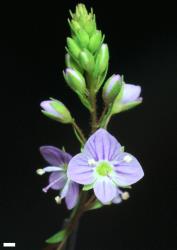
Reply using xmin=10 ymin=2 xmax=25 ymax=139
xmin=1 ymin=1 xmax=177 ymax=250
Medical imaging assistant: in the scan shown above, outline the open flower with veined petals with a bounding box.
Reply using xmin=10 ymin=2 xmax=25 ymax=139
xmin=67 ymin=129 xmax=144 ymax=204
xmin=37 ymin=146 xmax=79 ymax=209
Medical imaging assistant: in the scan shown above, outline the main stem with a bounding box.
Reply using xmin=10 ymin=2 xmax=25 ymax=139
xmin=57 ymin=75 xmax=98 ymax=250
xmin=87 ymin=74 xmax=98 ymax=132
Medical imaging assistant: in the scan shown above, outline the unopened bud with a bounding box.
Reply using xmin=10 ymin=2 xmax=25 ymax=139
xmin=102 ymin=74 xmax=122 ymax=104
xmin=69 ymin=20 xmax=81 ymax=33
xmin=65 ymin=53 xmax=83 ymax=73
xmin=94 ymin=44 xmax=109 ymax=77
xmin=67 ymin=37 xmax=81 ymax=59
xmin=88 ymin=30 xmax=102 ymax=53
xmin=79 ymin=49 xmax=95 ymax=72
xmin=64 ymin=68 xmax=86 ymax=96
xmin=75 ymin=29 xmax=90 ymax=48
xmin=40 ymin=99 xmax=72 ymax=124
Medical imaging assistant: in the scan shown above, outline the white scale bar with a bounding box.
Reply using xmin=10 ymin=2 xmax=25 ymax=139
xmin=3 ymin=243 xmax=16 ymax=247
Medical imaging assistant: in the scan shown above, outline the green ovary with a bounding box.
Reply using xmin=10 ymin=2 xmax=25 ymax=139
xmin=96 ymin=161 xmax=113 ymax=176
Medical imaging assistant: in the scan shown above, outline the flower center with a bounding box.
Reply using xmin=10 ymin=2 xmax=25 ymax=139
xmin=96 ymin=161 xmax=113 ymax=176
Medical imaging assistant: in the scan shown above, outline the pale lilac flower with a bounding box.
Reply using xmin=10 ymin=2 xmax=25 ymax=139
xmin=37 ymin=146 xmax=79 ymax=209
xmin=68 ymin=129 xmax=144 ymax=204
xmin=121 ymin=84 xmax=142 ymax=104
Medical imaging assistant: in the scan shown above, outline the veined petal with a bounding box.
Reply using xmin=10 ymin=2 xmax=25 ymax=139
xmin=113 ymin=152 xmax=144 ymax=186
xmin=40 ymin=146 xmax=72 ymax=166
xmin=121 ymin=84 xmax=141 ymax=104
xmin=84 ymin=129 xmax=121 ymax=161
xmin=65 ymin=181 xmax=79 ymax=209
xmin=93 ymin=177 xmax=117 ymax=204
xmin=67 ymin=153 xmax=95 ymax=185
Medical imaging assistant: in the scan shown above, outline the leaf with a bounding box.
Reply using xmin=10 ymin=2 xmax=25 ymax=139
xmin=46 ymin=229 xmax=66 ymax=244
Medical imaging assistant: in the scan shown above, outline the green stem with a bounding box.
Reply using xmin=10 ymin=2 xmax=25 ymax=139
xmin=72 ymin=120 xmax=86 ymax=145
xmin=87 ymin=74 xmax=98 ymax=132
xmin=57 ymin=192 xmax=87 ymax=250
xmin=99 ymin=104 xmax=113 ymax=129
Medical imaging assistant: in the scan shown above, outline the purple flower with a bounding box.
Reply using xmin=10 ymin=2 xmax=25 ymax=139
xmin=67 ymin=129 xmax=144 ymax=204
xmin=121 ymin=84 xmax=142 ymax=104
xmin=37 ymin=146 xmax=79 ymax=209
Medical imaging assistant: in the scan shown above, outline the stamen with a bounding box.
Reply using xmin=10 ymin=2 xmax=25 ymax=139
xmin=42 ymin=177 xmax=64 ymax=193
xmin=55 ymin=196 xmax=62 ymax=204
xmin=123 ymin=155 xmax=132 ymax=163
xmin=36 ymin=169 xmax=45 ymax=175
xmin=88 ymin=159 xmax=96 ymax=165
xmin=121 ymin=192 xmax=130 ymax=200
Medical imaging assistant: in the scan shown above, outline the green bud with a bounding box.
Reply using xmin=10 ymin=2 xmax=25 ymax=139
xmin=102 ymin=74 xmax=122 ymax=104
xmin=40 ymin=99 xmax=72 ymax=124
xmin=75 ymin=3 xmax=88 ymax=19
xmin=69 ymin=20 xmax=81 ymax=33
xmin=63 ymin=68 xmax=86 ymax=96
xmin=70 ymin=4 xmax=96 ymax=36
xmin=88 ymin=30 xmax=102 ymax=53
xmin=67 ymin=37 xmax=81 ymax=59
xmin=78 ymin=49 xmax=95 ymax=72
xmin=84 ymin=14 xmax=96 ymax=36
xmin=75 ymin=29 xmax=90 ymax=48
xmin=65 ymin=53 xmax=83 ymax=73
xmin=94 ymin=43 xmax=109 ymax=77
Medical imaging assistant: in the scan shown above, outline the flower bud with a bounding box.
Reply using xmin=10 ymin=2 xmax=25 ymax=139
xmin=78 ymin=49 xmax=95 ymax=72
xmin=70 ymin=4 xmax=96 ymax=36
xmin=94 ymin=44 xmax=109 ymax=77
xmin=102 ymin=74 xmax=122 ymax=104
xmin=88 ymin=30 xmax=102 ymax=53
xmin=75 ymin=29 xmax=90 ymax=48
xmin=65 ymin=53 xmax=83 ymax=73
xmin=75 ymin=3 xmax=88 ymax=18
xmin=67 ymin=37 xmax=81 ymax=59
xmin=63 ymin=68 xmax=86 ymax=96
xmin=69 ymin=20 xmax=81 ymax=34
xmin=112 ymin=82 xmax=142 ymax=115
xmin=40 ymin=100 xmax=72 ymax=124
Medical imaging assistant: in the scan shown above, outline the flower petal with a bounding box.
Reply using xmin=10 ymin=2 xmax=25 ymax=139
xmin=112 ymin=189 xmax=122 ymax=204
xmin=67 ymin=153 xmax=95 ymax=185
xmin=42 ymin=171 xmax=66 ymax=192
xmin=48 ymin=171 xmax=66 ymax=190
xmin=84 ymin=129 xmax=121 ymax=161
xmin=65 ymin=181 xmax=79 ymax=209
xmin=121 ymin=84 xmax=141 ymax=104
xmin=40 ymin=146 xmax=72 ymax=166
xmin=93 ymin=177 xmax=117 ymax=204
xmin=40 ymin=101 xmax=59 ymax=116
xmin=113 ymin=152 xmax=144 ymax=186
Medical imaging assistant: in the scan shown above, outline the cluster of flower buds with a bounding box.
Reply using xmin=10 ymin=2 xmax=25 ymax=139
xmin=64 ymin=3 xmax=109 ymax=107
